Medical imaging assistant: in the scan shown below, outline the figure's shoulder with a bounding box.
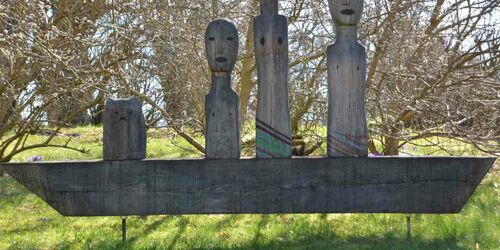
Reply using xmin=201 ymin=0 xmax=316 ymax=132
xmin=354 ymin=41 xmax=366 ymax=51
xmin=327 ymin=42 xmax=340 ymax=52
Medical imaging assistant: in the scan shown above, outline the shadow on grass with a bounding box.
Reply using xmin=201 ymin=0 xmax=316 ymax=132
xmin=167 ymin=216 xmax=189 ymax=250
xmin=215 ymin=214 xmax=243 ymax=232
xmin=128 ymin=216 xmax=175 ymax=243
xmin=252 ymin=214 xmax=270 ymax=247
xmin=1 ymin=217 xmax=55 ymax=235
xmin=220 ymin=236 xmax=468 ymax=250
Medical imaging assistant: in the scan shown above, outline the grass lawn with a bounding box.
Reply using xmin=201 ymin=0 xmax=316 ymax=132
xmin=0 ymin=127 xmax=498 ymax=249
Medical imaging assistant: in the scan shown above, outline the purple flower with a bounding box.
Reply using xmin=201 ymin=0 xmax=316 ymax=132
xmin=369 ymin=153 xmax=383 ymax=157
xmin=28 ymin=155 xmax=43 ymax=162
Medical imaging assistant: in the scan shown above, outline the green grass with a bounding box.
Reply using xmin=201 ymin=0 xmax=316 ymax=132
xmin=5 ymin=127 xmax=205 ymax=162
xmin=0 ymin=126 xmax=498 ymax=249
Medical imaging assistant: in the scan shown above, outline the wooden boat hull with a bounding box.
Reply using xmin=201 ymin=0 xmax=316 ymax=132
xmin=2 ymin=157 xmax=495 ymax=216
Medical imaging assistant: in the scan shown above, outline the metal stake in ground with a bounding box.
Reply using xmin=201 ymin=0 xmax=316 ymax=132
xmin=327 ymin=0 xmax=368 ymax=157
xmin=254 ymin=0 xmax=292 ymax=158
xmin=406 ymin=215 xmax=412 ymax=240
xmin=122 ymin=216 xmax=127 ymax=243
xmin=204 ymin=19 xmax=241 ymax=159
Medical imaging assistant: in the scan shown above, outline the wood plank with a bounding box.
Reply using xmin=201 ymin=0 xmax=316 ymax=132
xmin=204 ymin=19 xmax=241 ymax=159
xmin=103 ymin=97 xmax=147 ymax=160
xmin=260 ymin=0 xmax=278 ymax=15
xmin=254 ymin=5 xmax=292 ymax=158
xmin=2 ymin=157 xmax=495 ymax=216
xmin=327 ymin=0 xmax=368 ymax=157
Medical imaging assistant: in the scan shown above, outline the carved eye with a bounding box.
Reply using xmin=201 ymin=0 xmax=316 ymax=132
xmin=278 ymin=37 xmax=283 ymax=45
xmin=114 ymin=111 xmax=119 ymax=115
xmin=227 ymin=37 xmax=234 ymax=41
xmin=208 ymin=37 xmax=215 ymax=41
xmin=260 ymin=37 xmax=265 ymax=45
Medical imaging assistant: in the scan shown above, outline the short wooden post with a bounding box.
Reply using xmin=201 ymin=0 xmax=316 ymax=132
xmin=103 ymin=97 xmax=147 ymax=161
xmin=254 ymin=0 xmax=292 ymax=158
xmin=327 ymin=0 xmax=368 ymax=157
xmin=204 ymin=19 xmax=241 ymax=159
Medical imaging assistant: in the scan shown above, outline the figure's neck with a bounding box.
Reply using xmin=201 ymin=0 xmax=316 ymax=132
xmin=211 ymin=72 xmax=231 ymax=89
xmin=260 ymin=0 xmax=278 ymax=15
xmin=336 ymin=26 xmax=357 ymax=40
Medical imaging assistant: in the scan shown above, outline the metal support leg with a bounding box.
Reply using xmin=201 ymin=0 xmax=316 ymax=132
xmin=122 ymin=216 xmax=127 ymax=242
xmin=406 ymin=215 xmax=412 ymax=240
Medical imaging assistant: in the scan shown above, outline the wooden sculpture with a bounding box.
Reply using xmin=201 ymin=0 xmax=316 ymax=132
xmin=1 ymin=6 xmax=495 ymax=218
xmin=103 ymin=97 xmax=147 ymax=160
xmin=327 ymin=0 xmax=368 ymax=157
xmin=254 ymin=0 xmax=292 ymax=158
xmin=205 ymin=19 xmax=241 ymax=159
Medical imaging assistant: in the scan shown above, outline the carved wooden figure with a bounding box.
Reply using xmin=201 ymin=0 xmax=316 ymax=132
xmin=327 ymin=0 xmax=368 ymax=157
xmin=254 ymin=0 xmax=292 ymax=158
xmin=103 ymin=97 xmax=147 ymax=160
xmin=204 ymin=19 xmax=241 ymax=159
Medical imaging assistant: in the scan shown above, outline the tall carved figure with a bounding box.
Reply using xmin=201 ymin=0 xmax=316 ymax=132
xmin=205 ymin=19 xmax=241 ymax=159
xmin=327 ymin=0 xmax=368 ymax=157
xmin=254 ymin=0 xmax=292 ymax=158
xmin=103 ymin=97 xmax=147 ymax=161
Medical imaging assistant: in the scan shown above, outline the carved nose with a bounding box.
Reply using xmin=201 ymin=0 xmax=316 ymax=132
xmin=216 ymin=57 xmax=227 ymax=63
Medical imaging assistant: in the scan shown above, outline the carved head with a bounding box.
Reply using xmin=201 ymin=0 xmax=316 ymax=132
xmin=205 ymin=19 xmax=239 ymax=73
xmin=105 ymin=97 xmax=143 ymax=123
xmin=328 ymin=0 xmax=363 ymax=27
xmin=103 ymin=97 xmax=146 ymax=160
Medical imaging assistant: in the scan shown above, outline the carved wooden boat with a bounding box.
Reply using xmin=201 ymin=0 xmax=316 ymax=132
xmin=2 ymin=157 xmax=495 ymax=216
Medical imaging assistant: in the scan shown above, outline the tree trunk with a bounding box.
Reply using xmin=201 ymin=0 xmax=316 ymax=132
xmin=46 ymin=93 xmax=92 ymax=127
xmin=211 ymin=0 xmax=218 ymax=18
xmin=383 ymin=136 xmax=400 ymax=155
xmin=91 ymin=93 xmax=105 ymax=125
xmin=0 ymin=98 xmax=16 ymax=139
xmin=238 ymin=0 xmax=259 ymax=122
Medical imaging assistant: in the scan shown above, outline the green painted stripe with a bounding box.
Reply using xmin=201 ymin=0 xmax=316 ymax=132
xmin=256 ymin=131 xmax=289 ymax=151
xmin=256 ymin=130 xmax=291 ymax=157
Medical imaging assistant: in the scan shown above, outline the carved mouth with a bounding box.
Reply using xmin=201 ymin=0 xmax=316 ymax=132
xmin=216 ymin=57 xmax=227 ymax=63
xmin=120 ymin=117 xmax=127 ymax=121
xmin=341 ymin=9 xmax=355 ymax=15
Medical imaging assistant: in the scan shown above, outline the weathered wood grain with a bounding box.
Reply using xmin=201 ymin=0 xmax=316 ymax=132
xmin=328 ymin=0 xmax=364 ymax=27
xmin=327 ymin=0 xmax=368 ymax=157
xmin=254 ymin=4 xmax=292 ymax=158
xmin=205 ymin=19 xmax=239 ymax=73
xmin=2 ymin=157 xmax=495 ymax=216
xmin=103 ymin=97 xmax=147 ymax=161
xmin=260 ymin=0 xmax=278 ymax=15
xmin=205 ymin=74 xmax=241 ymax=159
xmin=204 ymin=19 xmax=241 ymax=159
